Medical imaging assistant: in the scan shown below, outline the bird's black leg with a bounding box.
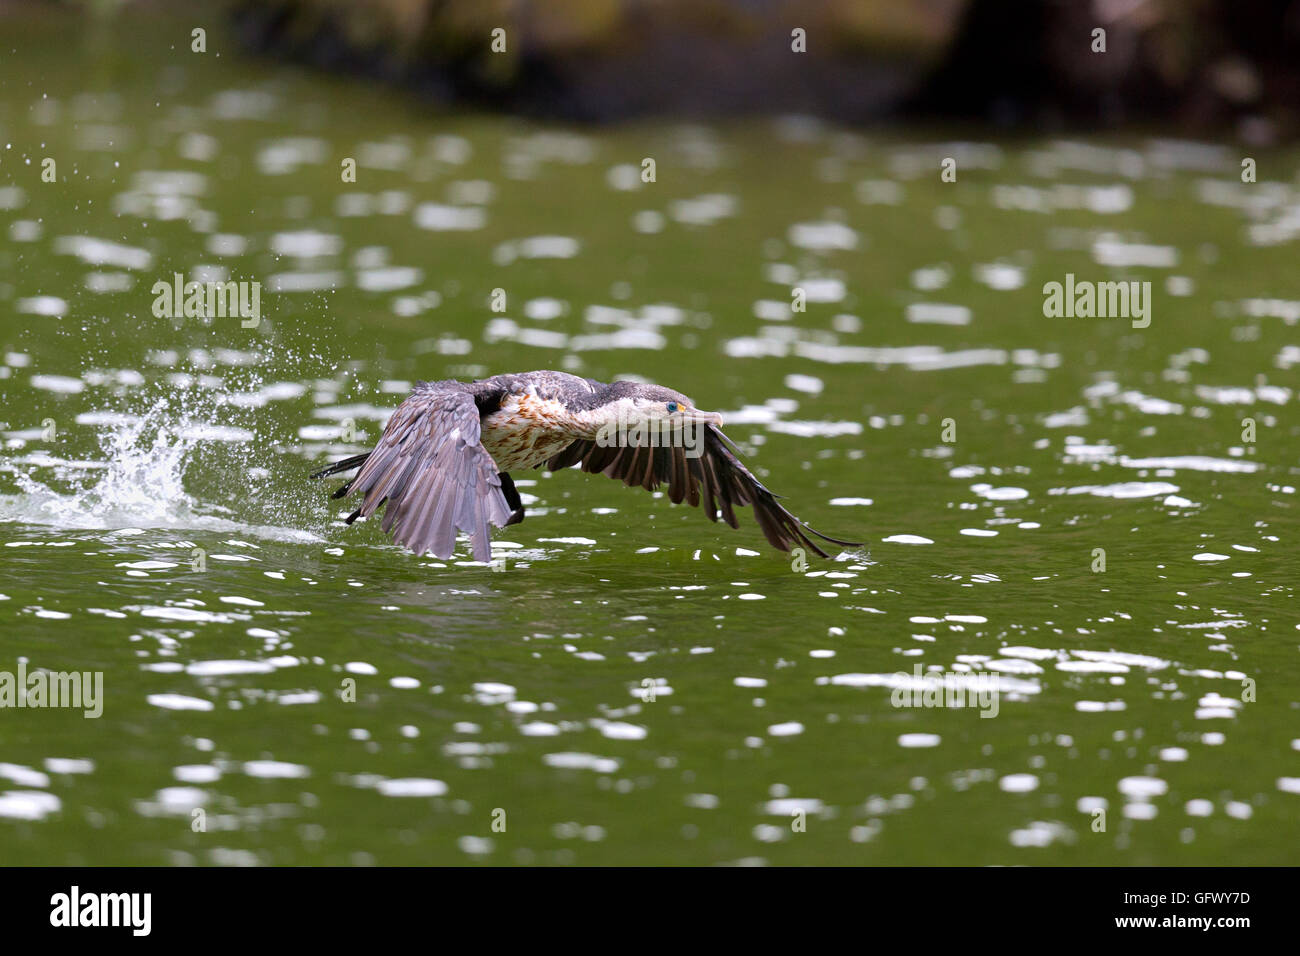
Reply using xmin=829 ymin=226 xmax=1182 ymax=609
xmin=499 ymin=472 xmax=526 ymax=526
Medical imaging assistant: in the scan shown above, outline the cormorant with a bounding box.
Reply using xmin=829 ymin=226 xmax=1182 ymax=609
xmin=310 ymin=370 xmax=858 ymax=561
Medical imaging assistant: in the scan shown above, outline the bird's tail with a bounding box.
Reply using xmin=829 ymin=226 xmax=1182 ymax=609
xmin=309 ymin=453 xmax=371 ymax=499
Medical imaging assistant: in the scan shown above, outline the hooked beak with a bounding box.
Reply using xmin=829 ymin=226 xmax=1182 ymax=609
xmin=681 ymin=408 xmax=725 ymax=428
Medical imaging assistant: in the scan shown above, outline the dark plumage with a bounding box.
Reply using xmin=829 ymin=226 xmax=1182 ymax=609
xmin=310 ymin=370 xmax=859 ymax=561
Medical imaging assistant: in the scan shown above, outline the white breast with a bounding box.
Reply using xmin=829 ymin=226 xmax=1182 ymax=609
xmin=481 ymin=394 xmax=580 ymax=472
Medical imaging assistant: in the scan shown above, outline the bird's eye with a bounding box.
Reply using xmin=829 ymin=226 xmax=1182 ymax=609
xmin=666 ymin=402 xmax=678 ymax=412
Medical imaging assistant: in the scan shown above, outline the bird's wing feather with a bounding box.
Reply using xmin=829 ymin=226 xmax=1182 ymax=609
xmin=544 ymin=425 xmax=858 ymax=557
xmin=344 ymin=386 xmax=510 ymax=561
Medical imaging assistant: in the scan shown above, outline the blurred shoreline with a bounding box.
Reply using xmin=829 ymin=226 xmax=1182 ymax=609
xmin=234 ymin=0 xmax=1299 ymax=142
xmin=5 ymin=0 xmax=1299 ymax=142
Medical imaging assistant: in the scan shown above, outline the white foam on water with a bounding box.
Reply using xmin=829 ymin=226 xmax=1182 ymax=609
xmin=999 ymin=774 xmax=1040 ymax=793
xmin=906 ymin=303 xmax=971 ymax=325
xmin=376 ymin=778 xmax=448 ymax=797
xmin=0 ymin=790 xmax=61 ymax=821
xmin=1054 ymin=481 xmax=1180 ymax=499
xmin=242 ymin=760 xmax=310 ymax=779
xmin=0 ymin=399 xmax=321 ymax=544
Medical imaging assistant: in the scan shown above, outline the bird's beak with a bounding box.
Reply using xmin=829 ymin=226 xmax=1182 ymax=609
xmin=681 ymin=409 xmax=724 ymax=428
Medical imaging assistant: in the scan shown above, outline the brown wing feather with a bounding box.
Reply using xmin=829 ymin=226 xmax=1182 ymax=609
xmin=343 ymin=386 xmax=511 ymax=561
xmin=544 ymin=425 xmax=859 ymax=558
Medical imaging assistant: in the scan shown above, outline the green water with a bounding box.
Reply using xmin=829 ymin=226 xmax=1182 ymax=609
xmin=1 ymin=12 xmax=1298 ymax=865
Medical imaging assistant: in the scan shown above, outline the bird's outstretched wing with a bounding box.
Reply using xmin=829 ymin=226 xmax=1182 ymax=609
xmin=545 ymin=425 xmax=859 ymax=558
xmin=323 ymin=384 xmax=511 ymax=562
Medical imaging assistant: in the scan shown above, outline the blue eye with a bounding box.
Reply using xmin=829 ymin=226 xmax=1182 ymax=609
xmin=666 ymin=402 xmax=678 ymax=412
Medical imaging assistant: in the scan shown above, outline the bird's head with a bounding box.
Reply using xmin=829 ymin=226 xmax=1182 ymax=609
xmin=604 ymin=381 xmax=725 ymax=429
xmin=582 ymin=381 xmax=724 ymax=453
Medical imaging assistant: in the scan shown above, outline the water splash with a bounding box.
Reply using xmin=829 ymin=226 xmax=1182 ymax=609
xmin=0 ymin=399 xmax=320 ymax=543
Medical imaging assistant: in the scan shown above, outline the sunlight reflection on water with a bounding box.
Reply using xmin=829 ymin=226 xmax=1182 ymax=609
xmin=0 ymin=30 xmax=1297 ymax=862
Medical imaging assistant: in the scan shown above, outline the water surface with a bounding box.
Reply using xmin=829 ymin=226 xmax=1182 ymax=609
xmin=1 ymin=13 xmax=1298 ymax=865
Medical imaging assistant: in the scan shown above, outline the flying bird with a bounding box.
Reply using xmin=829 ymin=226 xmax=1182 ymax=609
xmin=310 ymin=370 xmax=858 ymax=562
